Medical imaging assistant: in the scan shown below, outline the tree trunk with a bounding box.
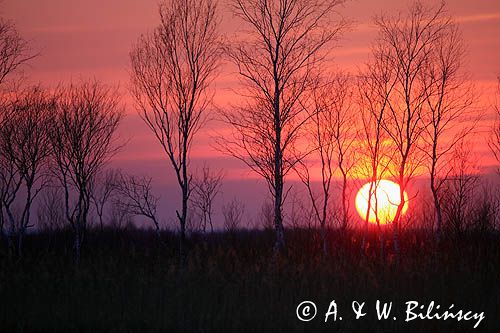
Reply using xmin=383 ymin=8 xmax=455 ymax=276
xmin=17 ymin=183 xmax=33 ymax=258
xmin=341 ymin=174 xmax=348 ymax=230
xmin=176 ymin=179 xmax=188 ymax=263
xmin=273 ymin=154 xmax=286 ymax=252
xmin=74 ymin=193 xmax=89 ymax=264
xmin=178 ymin=133 xmax=189 ymax=260
xmin=208 ymin=212 xmax=214 ymax=233
xmin=430 ymin=167 xmax=443 ymax=242
xmin=392 ymin=168 xmax=406 ymax=264
xmin=99 ymin=213 xmax=104 ymax=232
xmin=177 ymin=206 xmax=187 ymax=261
xmin=273 ymin=179 xmax=285 ymax=253
xmin=432 ymin=189 xmax=443 ymax=241
xmin=6 ymin=207 xmax=16 ymax=258
xmin=361 ymin=181 xmax=375 ymax=253
xmin=273 ymin=84 xmax=285 ymax=253
xmin=392 ymin=200 xmax=403 ymax=264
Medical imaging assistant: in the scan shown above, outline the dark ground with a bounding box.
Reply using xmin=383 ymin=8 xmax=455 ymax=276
xmin=0 ymin=227 xmax=498 ymax=332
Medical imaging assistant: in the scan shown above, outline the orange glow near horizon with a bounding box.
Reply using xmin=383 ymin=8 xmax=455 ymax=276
xmin=355 ymin=180 xmax=409 ymax=225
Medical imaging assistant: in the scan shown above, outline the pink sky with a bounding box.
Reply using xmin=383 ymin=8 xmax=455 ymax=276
xmin=3 ymin=0 xmax=500 ymax=228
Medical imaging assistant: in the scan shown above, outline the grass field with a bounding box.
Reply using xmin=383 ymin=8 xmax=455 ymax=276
xmin=0 ymin=228 xmax=498 ymax=332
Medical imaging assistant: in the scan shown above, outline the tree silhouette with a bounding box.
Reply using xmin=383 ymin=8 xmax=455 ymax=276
xmin=0 ymin=86 xmax=55 ymax=256
xmin=130 ymin=0 xmax=221 ymax=255
xmin=219 ymin=0 xmax=347 ymax=253
xmin=191 ymin=164 xmax=223 ymax=233
xmin=369 ymin=1 xmax=461 ymax=257
xmin=50 ymin=80 xmax=123 ymax=262
xmin=420 ymin=17 xmax=476 ymax=241
xmin=90 ymin=168 xmax=120 ymax=231
xmin=441 ymin=141 xmax=479 ymax=237
xmin=0 ymin=18 xmax=36 ymax=250
xmin=222 ymin=197 xmax=245 ymax=233
xmin=296 ymin=73 xmax=357 ymax=254
xmin=357 ymin=52 xmax=395 ymax=256
xmin=114 ymin=172 xmax=160 ymax=236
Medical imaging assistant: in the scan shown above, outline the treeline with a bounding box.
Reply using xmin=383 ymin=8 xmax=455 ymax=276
xmin=0 ymin=0 xmax=499 ymax=263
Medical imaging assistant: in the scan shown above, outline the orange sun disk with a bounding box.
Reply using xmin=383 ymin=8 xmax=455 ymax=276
xmin=355 ymin=180 xmax=409 ymax=224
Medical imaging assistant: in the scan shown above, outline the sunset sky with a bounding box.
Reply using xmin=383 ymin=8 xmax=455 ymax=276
xmin=3 ymin=0 xmax=500 ymax=227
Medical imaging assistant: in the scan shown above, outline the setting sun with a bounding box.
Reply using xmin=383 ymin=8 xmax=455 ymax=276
xmin=355 ymin=180 xmax=409 ymax=224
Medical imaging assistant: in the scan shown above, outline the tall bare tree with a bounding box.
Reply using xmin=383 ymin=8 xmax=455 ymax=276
xmin=50 ymin=80 xmax=123 ymax=262
xmin=191 ymin=164 xmax=223 ymax=233
xmin=130 ymin=0 xmax=221 ymax=254
xmin=421 ymin=19 xmax=476 ymax=240
xmin=0 ymin=18 xmax=36 ymax=248
xmin=329 ymin=75 xmax=358 ymax=231
xmin=219 ymin=0 xmax=347 ymax=252
xmin=0 ymin=86 xmax=55 ymax=256
xmin=372 ymin=1 xmax=455 ymax=256
xmin=356 ymin=52 xmax=395 ymax=256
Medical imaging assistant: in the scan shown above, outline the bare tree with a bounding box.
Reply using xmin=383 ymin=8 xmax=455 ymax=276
xmin=222 ymin=197 xmax=245 ymax=233
xmin=329 ymin=75 xmax=358 ymax=231
xmin=50 ymin=80 xmax=123 ymax=262
xmin=0 ymin=86 xmax=55 ymax=256
xmin=296 ymin=73 xmax=357 ymax=254
xmin=36 ymin=186 xmax=65 ymax=232
xmin=441 ymin=141 xmax=479 ymax=237
xmin=130 ymin=0 xmax=221 ymax=254
xmin=191 ymin=164 xmax=223 ymax=233
xmin=0 ymin=18 xmax=36 ymax=249
xmin=219 ymin=0 xmax=347 ymax=253
xmin=114 ymin=172 xmax=160 ymax=236
xmin=356 ymin=49 xmax=396 ymax=256
xmin=371 ymin=1 xmax=455 ymax=256
xmin=90 ymin=168 xmax=120 ymax=231
xmin=471 ymin=183 xmax=499 ymax=234
xmin=0 ymin=141 xmax=18 ymax=250
xmin=420 ymin=16 xmax=476 ymax=241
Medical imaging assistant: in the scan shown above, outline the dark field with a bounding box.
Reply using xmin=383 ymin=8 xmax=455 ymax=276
xmin=0 ymin=228 xmax=498 ymax=332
